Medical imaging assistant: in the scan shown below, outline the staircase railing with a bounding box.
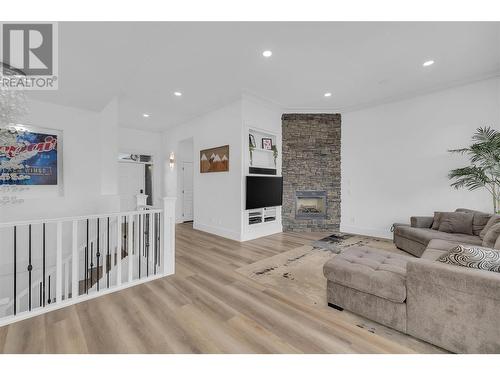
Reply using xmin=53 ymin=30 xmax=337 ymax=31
xmin=0 ymin=197 xmax=176 ymax=326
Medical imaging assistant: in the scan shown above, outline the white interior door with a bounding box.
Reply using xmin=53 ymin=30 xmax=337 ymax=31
xmin=182 ymin=161 xmax=194 ymax=221
xmin=118 ymin=162 xmax=145 ymax=211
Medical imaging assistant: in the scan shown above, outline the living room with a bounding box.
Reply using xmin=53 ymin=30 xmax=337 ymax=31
xmin=0 ymin=1 xmax=500 ymax=372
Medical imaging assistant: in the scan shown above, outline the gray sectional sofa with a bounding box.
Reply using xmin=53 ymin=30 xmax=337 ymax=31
xmin=323 ymin=208 xmax=500 ymax=353
xmin=393 ymin=208 xmax=490 ymax=257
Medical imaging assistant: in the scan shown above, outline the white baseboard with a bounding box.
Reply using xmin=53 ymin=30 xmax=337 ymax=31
xmin=193 ymin=222 xmax=242 ymax=241
xmin=242 ymin=223 xmax=283 ymax=241
xmin=340 ymin=224 xmax=393 ymax=240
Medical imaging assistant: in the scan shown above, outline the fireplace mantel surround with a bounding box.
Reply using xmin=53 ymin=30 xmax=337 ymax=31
xmin=282 ymin=113 xmax=341 ymax=232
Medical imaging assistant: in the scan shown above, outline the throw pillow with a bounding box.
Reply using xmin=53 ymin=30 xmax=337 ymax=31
xmin=482 ymin=222 xmax=500 ymax=248
xmin=431 ymin=212 xmax=444 ymax=230
xmin=437 ymin=245 xmax=500 ymax=273
xmin=437 ymin=212 xmax=474 ymax=235
xmin=479 ymin=214 xmax=500 ymax=240
xmin=455 ymin=208 xmax=492 ymax=236
xmin=495 ymin=233 xmax=500 ymax=250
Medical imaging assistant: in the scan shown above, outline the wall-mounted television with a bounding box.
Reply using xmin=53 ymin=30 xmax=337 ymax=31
xmin=246 ymin=176 xmax=283 ymax=210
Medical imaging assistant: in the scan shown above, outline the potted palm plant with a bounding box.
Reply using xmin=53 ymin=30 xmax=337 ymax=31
xmin=448 ymin=127 xmax=500 ymax=213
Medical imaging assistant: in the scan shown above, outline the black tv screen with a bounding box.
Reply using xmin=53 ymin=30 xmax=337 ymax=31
xmin=246 ymin=176 xmax=283 ymax=210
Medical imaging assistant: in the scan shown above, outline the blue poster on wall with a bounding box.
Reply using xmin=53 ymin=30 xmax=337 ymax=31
xmin=0 ymin=127 xmax=59 ymax=186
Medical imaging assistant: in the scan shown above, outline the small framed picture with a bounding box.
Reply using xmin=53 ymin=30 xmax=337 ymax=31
xmin=249 ymin=134 xmax=256 ymax=148
xmin=262 ymin=138 xmax=272 ymax=150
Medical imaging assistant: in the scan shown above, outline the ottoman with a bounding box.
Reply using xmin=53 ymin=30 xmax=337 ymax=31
xmin=323 ymin=246 xmax=411 ymax=332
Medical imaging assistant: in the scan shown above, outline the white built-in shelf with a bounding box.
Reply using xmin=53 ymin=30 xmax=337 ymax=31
xmin=248 ymin=127 xmax=278 ymax=172
xmin=248 ymin=207 xmax=277 ymax=225
xmin=252 ymin=148 xmax=274 ymax=154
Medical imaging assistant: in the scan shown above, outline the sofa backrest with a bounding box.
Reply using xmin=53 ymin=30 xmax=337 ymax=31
xmin=455 ymin=208 xmax=492 ymax=236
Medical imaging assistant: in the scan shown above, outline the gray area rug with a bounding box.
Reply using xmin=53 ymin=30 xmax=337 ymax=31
xmin=311 ymin=233 xmax=356 ymax=253
xmin=236 ymin=234 xmax=444 ymax=353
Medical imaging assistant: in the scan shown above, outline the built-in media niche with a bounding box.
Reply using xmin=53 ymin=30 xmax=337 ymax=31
xmin=246 ymin=176 xmax=283 ymax=225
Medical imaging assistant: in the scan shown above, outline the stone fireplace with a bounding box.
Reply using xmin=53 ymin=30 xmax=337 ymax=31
xmin=295 ymin=191 xmax=327 ymax=219
xmin=282 ymin=113 xmax=341 ymax=232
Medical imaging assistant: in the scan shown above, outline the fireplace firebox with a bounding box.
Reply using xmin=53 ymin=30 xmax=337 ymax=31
xmin=295 ymin=190 xmax=327 ymax=219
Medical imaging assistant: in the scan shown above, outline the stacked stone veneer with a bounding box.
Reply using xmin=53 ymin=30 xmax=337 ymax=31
xmin=282 ymin=113 xmax=341 ymax=232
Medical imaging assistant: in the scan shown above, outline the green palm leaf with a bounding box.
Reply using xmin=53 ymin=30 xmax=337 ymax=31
xmin=448 ymin=126 xmax=500 ymax=213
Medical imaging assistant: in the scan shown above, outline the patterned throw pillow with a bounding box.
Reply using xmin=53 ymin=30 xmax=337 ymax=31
xmin=438 ymin=245 xmax=500 ymax=273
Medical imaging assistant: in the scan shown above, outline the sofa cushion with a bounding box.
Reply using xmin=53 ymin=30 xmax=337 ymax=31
xmin=479 ymin=214 xmax=500 ymax=240
xmin=437 ymin=245 xmax=500 ymax=273
xmin=456 ymin=208 xmax=492 ymax=236
xmin=394 ymin=226 xmax=482 ymax=247
xmin=431 ymin=212 xmax=444 ymax=230
xmin=421 ymin=239 xmax=460 ymax=260
xmin=323 ymin=247 xmax=410 ymax=303
xmin=438 ymin=212 xmax=474 ymax=235
xmin=482 ymin=222 xmax=500 ymax=248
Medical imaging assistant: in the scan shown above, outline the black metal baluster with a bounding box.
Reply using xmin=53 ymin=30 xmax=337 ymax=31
xmin=90 ymin=242 xmax=94 ymax=289
xmin=39 ymin=282 xmax=42 ymax=308
xmin=96 ymin=218 xmax=100 ymax=292
xmin=13 ymin=226 xmax=17 ymax=315
xmin=48 ymin=275 xmax=51 ymax=304
xmin=43 ymin=223 xmax=46 ymax=307
xmin=107 ymin=217 xmax=110 ymax=288
xmin=124 ymin=216 xmax=127 ymax=258
xmin=153 ymin=213 xmax=156 ymax=275
xmin=28 ymin=224 xmax=32 ymax=311
xmin=86 ymin=219 xmax=89 ymax=294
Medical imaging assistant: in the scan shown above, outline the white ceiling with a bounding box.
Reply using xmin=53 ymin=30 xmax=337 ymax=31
xmin=26 ymin=22 xmax=500 ymax=132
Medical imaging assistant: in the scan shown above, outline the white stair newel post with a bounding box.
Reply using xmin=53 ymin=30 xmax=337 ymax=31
xmin=56 ymin=221 xmax=63 ymax=304
xmin=72 ymin=220 xmax=78 ymax=299
xmin=128 ymin=214 xmax=134 ymax=282
xmin=116 ymin=216 xmax=122 ymax=286
xmin=163 ymin=197 xmax=176 ymax=275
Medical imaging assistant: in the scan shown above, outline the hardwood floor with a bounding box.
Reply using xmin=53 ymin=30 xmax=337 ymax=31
xmin=0 ymin=224 xmax=432 ymax=353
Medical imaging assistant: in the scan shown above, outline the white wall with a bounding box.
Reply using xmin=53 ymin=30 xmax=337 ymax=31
xmin=0 ymin=99 xmax=120 ymax=223
xmin=99 ymin=98 xmax=119 ymax=196
xmin=118 ymin=127 xmax=164 ymax=208
xmin=164 ymin=100 xmax=244 ymax=240
xmin=163 ymin=95 xmax=285 ymax=241
xmin=342 ymin=77 xmax=500 ymax=239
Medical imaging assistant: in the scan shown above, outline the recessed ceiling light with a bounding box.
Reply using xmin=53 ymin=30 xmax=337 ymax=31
xmin=324 ymin=92 xmax=332 ymax=97
xmin=423 ymin=60 xmax=435 ymax=67
xmin=262 ymin=50 xmax=272 ymax=58
xmin=142 ymin=113 xmax=150 ymax=118
xmin=174 ymin=91 xmax=182 ymax=97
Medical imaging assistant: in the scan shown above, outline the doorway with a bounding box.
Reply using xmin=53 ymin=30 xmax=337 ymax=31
xmin=178 ymin=138 xmax=194 ymax=223
xmin=118 ymin=153 xmax=154 ymax=211
xmin=182 ymin=162 xmax=194 ymax=221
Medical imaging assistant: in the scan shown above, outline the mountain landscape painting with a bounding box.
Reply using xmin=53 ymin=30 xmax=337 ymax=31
xmin=200 ymin=145 xmax=229 ymax=173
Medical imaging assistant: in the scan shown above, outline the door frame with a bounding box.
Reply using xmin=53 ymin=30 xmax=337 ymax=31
xmin=118 ymin=150 xmax=155 ymax=207
xmin=181 ymin=161 xmax=194 ymax=222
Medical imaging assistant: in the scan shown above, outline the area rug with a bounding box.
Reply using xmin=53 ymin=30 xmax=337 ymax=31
xmin=236 ymin=234 xmax=445 ymax=353
xmin=237 ymin=234 xmax=374 ymax=306
xmin=312 ymin=232 xmax=356 ymax=253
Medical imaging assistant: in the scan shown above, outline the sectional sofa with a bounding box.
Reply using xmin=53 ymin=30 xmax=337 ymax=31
xmin=323 ymin=208 xmax=500 ymax=353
